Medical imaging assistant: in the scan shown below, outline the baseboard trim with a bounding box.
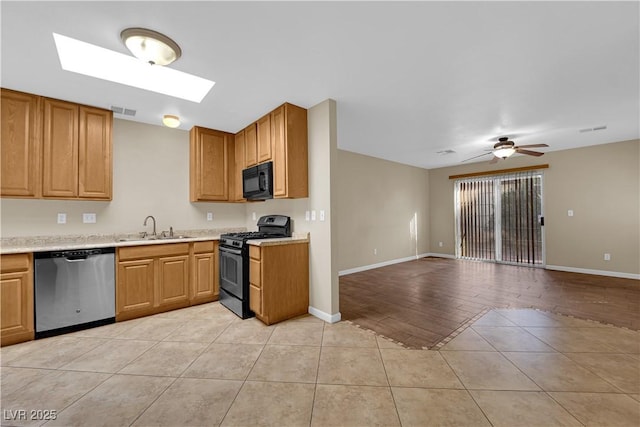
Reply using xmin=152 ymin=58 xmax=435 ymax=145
xmin=546 ymin=265 xmax=640 ymax=280
xmin=425 ymin=252 xmax=457 ymax=259
xmin=338 ymin=253 xmax=430 ymax=276
xmin=308 ymin=306 xmax=341 ymax=323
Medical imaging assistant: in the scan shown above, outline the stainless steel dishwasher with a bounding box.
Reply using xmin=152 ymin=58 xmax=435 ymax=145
xmin=34 ymin=247 xmax=115 ymax=338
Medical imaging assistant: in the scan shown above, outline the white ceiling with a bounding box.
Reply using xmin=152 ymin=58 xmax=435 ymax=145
xmin=2 ymin=1 xmax=638 ymax=169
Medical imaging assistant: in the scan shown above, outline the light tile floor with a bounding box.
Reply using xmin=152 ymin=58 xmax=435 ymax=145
xmin=1 ymin=303 xmax=639 ymax=426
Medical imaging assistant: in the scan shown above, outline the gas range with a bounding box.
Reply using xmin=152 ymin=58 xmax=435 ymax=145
xmin=218 ymin=215 xmax=291 ymax=319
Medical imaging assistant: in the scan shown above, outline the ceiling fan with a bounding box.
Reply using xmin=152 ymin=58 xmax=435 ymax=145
xmin=463 ymin=137 xmax=549 ymax=164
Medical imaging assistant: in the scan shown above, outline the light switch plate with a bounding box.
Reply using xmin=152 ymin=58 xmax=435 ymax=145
xmin=568 ymin=209 xmax=574 ymax=217
xmin=319 ymin=210 xmax=325 ymax=221
xmin=252 ymin=212 xmax=257 ymax=221
xmin=305 ymin=211 xmax=310 ymax=221
xmin=57 ymin=213 xmax=66 ymax=224
xmin=311 ymin=210 xmax=317 ymax=221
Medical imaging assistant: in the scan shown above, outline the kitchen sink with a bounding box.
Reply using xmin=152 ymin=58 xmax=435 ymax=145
xmin=159 ymin=235 xmax=192 ymax=240
xmin=116 ymin=235 xmax=192 ymax=242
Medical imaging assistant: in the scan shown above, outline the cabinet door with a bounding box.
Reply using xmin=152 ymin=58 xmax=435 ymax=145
xmin=234 ymin=130 xmax=246 ymax=201
xmin=271 ymin=105 xmax=287 ymax=197
xmin=245 ymin=123 xmax=257 ymax=167
xmin=158 ymin=255 xmax=190 ymax=307
xmin=1 ymin=89 xmax=41 ymax=198
xmin=257 ymin=114 xmax=272 ymax=163
xmin=117 ymin=259 xmax=155 ymax=318
xmin=249 ymin=284 xmax=262 ymax=317
xmin=1 ymin=269 xmax=34 ymax=346
xmin=192 ymin=252 xmax=215 ymax=304
xmin=190 ymin=127 xmax=229 ymax=201
xmin=79 ymin=106 xmax=112 ymax=199
xmin=42 ymin=98 xmax=78 ymax=198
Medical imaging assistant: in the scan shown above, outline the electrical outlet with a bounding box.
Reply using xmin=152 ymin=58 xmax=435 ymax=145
xmin=206 ymin=212 xmax=213 ymax=221
xmin=604 ymin=253 xmax=611 ymax=261
xmin=252 ymin=212 xmax=257 ymax=221
xmin=311 ymin=210 xmax=316 ymax=221
xmin=305 ymin=211 xmax=310 ymax=221
xmin=568 ymin=209 xmax=574 ymax=217
xmin=320 ymin=210 xmax=325 ymax=221
xmin=374 ymin=248 xmax=377 ymax=255
xmin=439 ymin=241 xmax=443 ymax=247
xmin=82 ymin=213 xmax=96 ymax=224
xmin=57 ymin=213 xmax=66 ymax=224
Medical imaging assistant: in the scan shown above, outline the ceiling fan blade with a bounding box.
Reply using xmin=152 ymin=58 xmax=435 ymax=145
xmin=489 ymin=156 xmax=499 ymax=164
xmin=515 ymin=144 xmax=549 ymax=148
xmin=516 ymin=149 xmax=544 ymax=157
xmin=462 ymin=152 xmax=492 ymax=162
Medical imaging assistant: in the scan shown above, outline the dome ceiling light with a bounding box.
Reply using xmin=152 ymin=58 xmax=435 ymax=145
xmin=121 ymin=28 xmax=182 ymax=66
xmin=162 ymin=114 xmax=181 ymax=128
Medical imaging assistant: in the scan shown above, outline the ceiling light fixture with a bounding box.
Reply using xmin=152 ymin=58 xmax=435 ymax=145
xmin=53 ymin=33 xmax=214 ymax=102
xmin=121 ymin=28 xmax=181 ymax=66
xmin=162 ymin=115 xmax=181 ymax=128
xmin=493 ymin=147 xmax=516 ymax=159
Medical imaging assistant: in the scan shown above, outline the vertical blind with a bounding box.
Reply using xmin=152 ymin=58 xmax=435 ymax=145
xmin=457 ymin=179 xmax=495 ymax=261
xmin=456 ymin=171 xmax=543 ymax=265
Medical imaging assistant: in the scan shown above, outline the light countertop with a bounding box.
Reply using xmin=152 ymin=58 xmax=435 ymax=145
xmin=1 ymin=230 xmax=310 ymax=254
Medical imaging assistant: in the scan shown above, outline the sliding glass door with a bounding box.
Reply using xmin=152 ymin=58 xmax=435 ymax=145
xmin=455 ymin=171 xmax=545 ymax=266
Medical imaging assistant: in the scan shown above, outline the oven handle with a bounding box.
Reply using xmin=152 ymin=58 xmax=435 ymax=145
xmin=219 ymin=246 xmax=243 ymax=256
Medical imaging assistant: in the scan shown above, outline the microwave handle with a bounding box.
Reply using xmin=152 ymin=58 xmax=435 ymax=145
xmin=259 ymin=171 xmax=267 ymax=191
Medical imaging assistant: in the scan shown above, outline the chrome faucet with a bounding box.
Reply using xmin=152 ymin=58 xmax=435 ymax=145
xmin=143 ymin=215 xmax=157 ymax=236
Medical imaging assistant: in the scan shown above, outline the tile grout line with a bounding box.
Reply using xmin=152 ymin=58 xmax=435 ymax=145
xmin=376 ymin=329 xmax=402 ymax=426
xmin=308 ymin=320 xmax=327 ymax=427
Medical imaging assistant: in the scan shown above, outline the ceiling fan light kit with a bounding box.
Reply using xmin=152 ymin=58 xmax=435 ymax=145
xmin=121 ymin=27 xmax=182 ymax=66
xmin=462 ymin=136 xmax=549 ymax=163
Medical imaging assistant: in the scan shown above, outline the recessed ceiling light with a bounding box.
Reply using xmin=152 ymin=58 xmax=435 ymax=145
xmin=162 ymin=115 xmax=181 ymax=128
xmin=53 ymin=33 xmax=214 ymax=103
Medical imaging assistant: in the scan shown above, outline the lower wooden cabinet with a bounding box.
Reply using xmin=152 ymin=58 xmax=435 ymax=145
xmin=116 ymin=241 xmax=219 ymax=321
xmin=249 ymin=242 xmax=309 ymax=325
xmin=1 ymin=253 xmax=34 ymax=346
xmin=191 ymin=241 xmax=219 ymax=305
xmin=117 ymin=243 xmax=191 ymax=321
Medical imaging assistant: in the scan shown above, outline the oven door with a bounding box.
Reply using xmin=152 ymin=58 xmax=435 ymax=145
xmin=219 ymin=245 xmax=245 ymax=299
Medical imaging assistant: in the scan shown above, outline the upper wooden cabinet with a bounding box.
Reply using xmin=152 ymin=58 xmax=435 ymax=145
xmin=0 ymin=89 xmax=41 ymax=198
xmin=190 ymin=126 xmax=232 ymax=202
xmin=78 ymin=106 xmax=112 ymax=198
xmin=244 ymin=123 xmax=258 ymax=167
xmin=191 ymin=102 xmax=308 ymax=203
xmin=42 ymin=99 xmax=79 ymax=198
xmin=257 ymin=114 xmax=272 ymax=163
xmin=232 ymin=130 xmax=246 ymax=202
xmin=1 ymin=88 xmax=113 ymax=200
xmin=271 ymin=103 xmax=308 ymax=198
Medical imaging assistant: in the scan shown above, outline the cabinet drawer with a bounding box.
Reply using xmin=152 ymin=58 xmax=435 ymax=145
xmin=193 ymin=241 xmax=215 ymax=253
xmin=249 ymin=245 xmax=261 ymax=260
xmin=249 ymin=258 xmax=261 ymax=288
xmin=0 ymin=253 xmax=31 ymax=273
xmin=118 ymin=243 xmax=189 ymax=261
xmin=249 ymin=284 xmax=262 ymax=316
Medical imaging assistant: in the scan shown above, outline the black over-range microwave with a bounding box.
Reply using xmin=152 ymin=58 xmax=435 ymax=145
xmin=243 ymin=161 xmax=273 ymax=200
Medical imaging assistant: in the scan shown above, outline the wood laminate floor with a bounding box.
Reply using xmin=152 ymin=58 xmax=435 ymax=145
xmin=339 ymin=257 xmax=640 ymax=349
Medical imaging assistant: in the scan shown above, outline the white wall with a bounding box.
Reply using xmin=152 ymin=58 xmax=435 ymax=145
xmin=0 ymin=119 xmax=246 ymax=237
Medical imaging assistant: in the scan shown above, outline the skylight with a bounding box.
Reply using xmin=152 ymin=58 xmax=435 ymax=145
xmin=53 ymin=33 xmax=214 ymax=103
